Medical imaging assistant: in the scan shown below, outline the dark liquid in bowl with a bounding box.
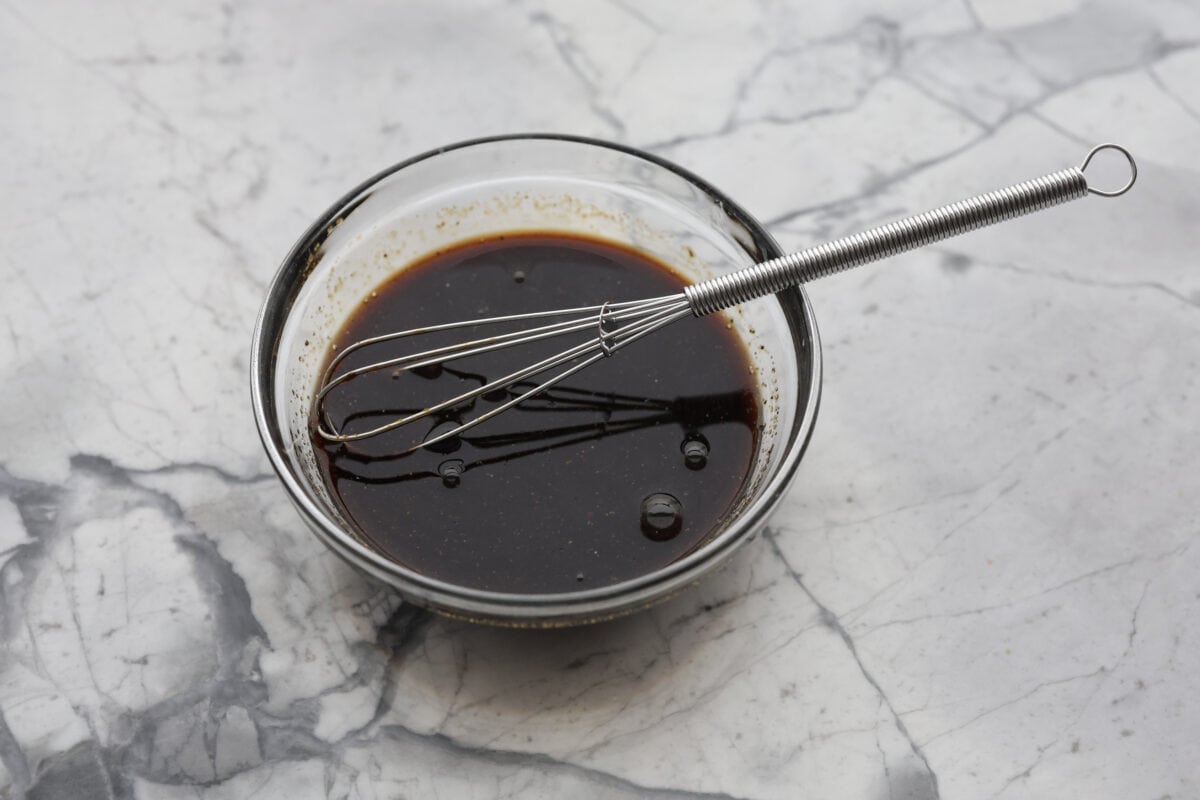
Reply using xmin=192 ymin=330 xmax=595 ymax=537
xmin=312 ymin=233 xmax=759 ymax=594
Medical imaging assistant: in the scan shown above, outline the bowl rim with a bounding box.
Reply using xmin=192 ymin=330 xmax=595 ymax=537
xmin=250 ymin=133 xmax=822 ymax=623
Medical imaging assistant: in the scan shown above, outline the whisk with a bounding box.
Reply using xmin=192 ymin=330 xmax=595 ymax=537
xmin=315 ymin=143 xmax=1136 ymax=453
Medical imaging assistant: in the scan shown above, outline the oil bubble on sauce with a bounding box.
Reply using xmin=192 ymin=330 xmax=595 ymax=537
xmin=438 ymin=458 xmax=465 ymax=488
xmin=641 ymin=493 xmax=683 ymax=541
xmin=681 ymin=433 xmax=710 ymax=470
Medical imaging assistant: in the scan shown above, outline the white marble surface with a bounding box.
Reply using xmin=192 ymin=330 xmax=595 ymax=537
xmin=2 ymin=0 xmax=1198 ymax=797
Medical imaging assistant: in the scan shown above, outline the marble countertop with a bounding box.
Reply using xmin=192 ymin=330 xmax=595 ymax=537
xmin=3 ymin=1 xmax=1198 ymax=797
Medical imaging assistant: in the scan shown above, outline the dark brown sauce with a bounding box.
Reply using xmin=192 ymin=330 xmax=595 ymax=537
xmin=312 ymin=233 xmax=760 ymax=594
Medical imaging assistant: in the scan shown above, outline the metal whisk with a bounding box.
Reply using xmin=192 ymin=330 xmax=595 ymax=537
xmin=315 ymin=143 xmax=1136 ymax=453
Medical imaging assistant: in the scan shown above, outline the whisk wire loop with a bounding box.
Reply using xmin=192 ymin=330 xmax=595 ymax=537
xmin=315 ymin=295 xmax=691 ymax=446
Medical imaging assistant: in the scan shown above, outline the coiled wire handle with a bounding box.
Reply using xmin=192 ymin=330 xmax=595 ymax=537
xmin=686 ymin=143 xmax=1137 ymax=316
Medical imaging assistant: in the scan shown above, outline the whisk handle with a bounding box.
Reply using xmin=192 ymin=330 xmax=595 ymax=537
xmin=684 ymin=143 xmax=1136 ymax=316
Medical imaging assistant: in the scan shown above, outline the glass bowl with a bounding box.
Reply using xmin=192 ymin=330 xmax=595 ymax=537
xmin=250 ymin=134 xmax=822 ymax=626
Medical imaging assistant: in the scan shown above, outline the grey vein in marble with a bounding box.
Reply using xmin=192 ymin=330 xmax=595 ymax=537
xmin=2 ymin=0 xmax=1198 ymax=797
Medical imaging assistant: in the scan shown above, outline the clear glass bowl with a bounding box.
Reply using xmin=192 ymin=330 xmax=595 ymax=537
xmin=251 ymin=135 xmax=822 ymax=626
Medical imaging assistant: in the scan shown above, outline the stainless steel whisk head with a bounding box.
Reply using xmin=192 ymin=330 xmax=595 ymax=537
xmin=314 ymin=294 xmax=694 ymax=451
xmin=315 ymin=143 xmax=1136 ymax=454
